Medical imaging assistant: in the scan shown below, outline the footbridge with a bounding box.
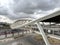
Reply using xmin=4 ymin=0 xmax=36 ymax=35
xmin=10 ymin=10 xmax=60 ymax=45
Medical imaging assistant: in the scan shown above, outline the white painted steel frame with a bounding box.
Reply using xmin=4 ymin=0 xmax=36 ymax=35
xmin=36 ymin=22 xmax=50 ymax=45
xmin=10 ymin=10 xmax=60 ymax=45
xmin=11 ymin=10 xmax=60 ymax=29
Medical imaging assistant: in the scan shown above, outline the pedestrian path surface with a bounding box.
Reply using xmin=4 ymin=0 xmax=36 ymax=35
xmin=0 ymin=33 xmax=45 ymax=45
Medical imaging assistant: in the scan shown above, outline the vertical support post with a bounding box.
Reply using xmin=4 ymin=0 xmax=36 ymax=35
xmin=53 ymin=30 xmax=54 ymax=35
xmin=5 ymin=31 xmax=7 ymax=38
xmin=36 ymin=22 xmax=50 ymax=45
xmin=18 ymin=31 xmax=19 ymax=36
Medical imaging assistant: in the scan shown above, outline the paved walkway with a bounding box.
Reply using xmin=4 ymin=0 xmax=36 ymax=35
xmin=0 ymin=33 xmax=45 ymax=45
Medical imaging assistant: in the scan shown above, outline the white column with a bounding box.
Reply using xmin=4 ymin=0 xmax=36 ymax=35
xmin=36 ymin=22 xmax=50 ymax=45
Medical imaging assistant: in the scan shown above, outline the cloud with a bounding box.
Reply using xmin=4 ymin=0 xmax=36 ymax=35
xmin=0 ymin=0 xmax=60 ymax=19
xmin=13 ymin=0 xmax=57 ymax=13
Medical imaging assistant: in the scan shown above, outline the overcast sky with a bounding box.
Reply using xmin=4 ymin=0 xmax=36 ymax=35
xmin=0 ymin=0 xmax=60 ymax=19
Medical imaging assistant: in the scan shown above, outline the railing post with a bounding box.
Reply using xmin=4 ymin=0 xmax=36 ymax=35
xmin=36 ymin=22 xmax=50 ymax=45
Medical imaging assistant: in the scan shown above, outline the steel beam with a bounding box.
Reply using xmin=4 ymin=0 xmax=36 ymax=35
xmin=11 ymin=10 xmax=60 ymax=29
xmin=36 ymin=22 xmax=50 ymax=45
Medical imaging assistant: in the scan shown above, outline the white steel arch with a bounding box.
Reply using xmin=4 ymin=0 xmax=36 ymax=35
xmin=10 ymin=10 xmax=60 ymax=45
